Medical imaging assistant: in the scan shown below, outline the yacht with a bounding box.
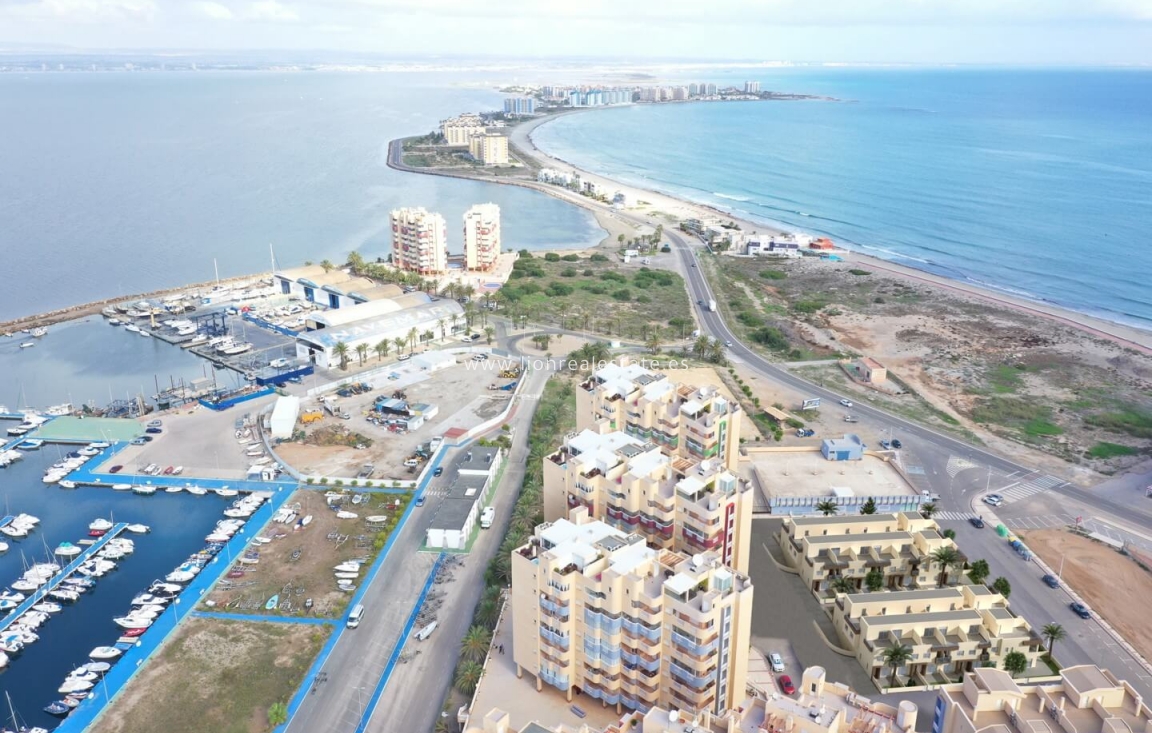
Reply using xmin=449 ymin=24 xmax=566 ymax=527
xmin=124 ymin=324 xmax=142 ymax=334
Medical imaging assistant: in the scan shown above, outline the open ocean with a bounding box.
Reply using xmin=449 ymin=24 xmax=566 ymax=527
xmin=0 ymin=71 xmax=603 ymax=322
xmin=533 ymin=68 xmax=1152 ymax=331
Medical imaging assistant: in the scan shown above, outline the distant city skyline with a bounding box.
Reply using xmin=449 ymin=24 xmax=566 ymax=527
xmin=1 ymin=0 xmax=1150 ymax=65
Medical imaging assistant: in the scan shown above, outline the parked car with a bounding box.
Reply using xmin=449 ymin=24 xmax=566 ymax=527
xmin=1042 ymin=574 xmax=1061 ymax=589
xmin=415 ymin=495 xmax=426 ymax=507
xmin=433 ymin=466 xmax=443 ymax=477
xmin=795 ymin=428 xmax=815 ymax=438
xmin=1070 ymin=602 xmax=1092 ymax=619
xmin=969 ymin=516 xmax=986 ymax=529
xmin=109 ymin=465 xmax=123 ymax=473
xmin=891 ymin=439 xmax=903 ymax=449
xmin=879 ymin=440 xmax=892 ymax=450
xmin=725 ymin=341 xmax=733 ymax=347
xmin=983 ymin=494 xmax=1004 ymax=507
xmin=129 ymin=437 xmax=147 ymax=446
xmin=767 ymin=652 xmax=785 ymax=673
xmin=839 ymin=399 xmax=853 ymax=407
xmin=778 ymin=676 xmax=796 ymax=695
xmin=147 ymin=419 xmax=162 ymax=428
xmin=145 ymin=427 xmax=162 ymax=434
xmin=844 ymin=415 xmax=858 ymax=423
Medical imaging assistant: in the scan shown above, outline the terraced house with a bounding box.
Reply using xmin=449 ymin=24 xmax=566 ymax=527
xmin=832 ymin=586 xmax=1044 ymax=688
xmin=777 ymin=513 xmax=960 ymax=600
xmin=575 ymin=360 xmax=742 ymax=472
xmin=511 ymin=510 xmax=753 ymax=717
xmin=542 ymin=429 xmax=752 ymax=572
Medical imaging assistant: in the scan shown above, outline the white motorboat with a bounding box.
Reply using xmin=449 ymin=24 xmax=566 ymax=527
xmin=205 ymin=533 xmax=232 ymax=543
xmin=334 ymin=561 xmax=362 ymax=573
xmin=58 ymin=679 xmax=95 ymax=695
xmin=48 ymin=589 xmax=79 ymax=602
xmin=149 ymin=582 xmax=182 ymax=594
xmin=334 ymin=572 xmax=359 ymax=580
xmin=126 ymin=523 xmax=151 ymax=533
xmin=124 ymin=324 xmax=142 ymax=334
xmin=11 ymin=579 xmax=40 ymax=592
xmin=301 ymin=515 xmax=314 ymax=527
xmin=131 ymin=593 xmax=169 ymax=606
xmin=223 ymin=508 xmax=253 ymax=519
xmin=0 ymin=525 xmax=27 ymax=539
xmin=133 ymin=485 xmax=157 ymax=495
xmin=32 ymin=602 xmax=62 ymax=614
xmin=365 ymin=515 xmax=388 ymax=523
xmin=30 ymin=327 xmax=47 ymax=337
xmin=78 ymin=447 xmax=100 ymax=457
xmin=58 ymin=480 xmax=77 ymax=489
xmin=186 ymin=486 xmax=207 ymax=496
xmin=112 ymin=615 xmax=153 ymax=629
xmin=0 ymin=541 xmax=7 ymax=553
xmin=82 ymin=661 xmax=112 ymax=674
xmin=89 ymin=518 xmax=114 ymax=532
xmin=0 ymin=600 xmax=18 ymax=612
xmin=214 ymin=488 xmax=238 ymax=497
xmin=164 ymin=486 xmax=183 ymax=493
xmin=90 ymin=646 xmax=123 ymax=660
xmin=18 ymin=342 xmax=34 ymax=349
xmin=111 ymin=483 xmax=132 ymax=491
xmin=165 ymin=570 xmax=196 ymax=583
xmin=336 ymin=511 xmax=358 ymax=520
xmin=54 ymin=542 xmax=81 ymax=557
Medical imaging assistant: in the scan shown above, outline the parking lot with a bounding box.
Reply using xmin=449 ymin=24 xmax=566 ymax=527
xmin=276 ymin=356 xmax=521 ymax=480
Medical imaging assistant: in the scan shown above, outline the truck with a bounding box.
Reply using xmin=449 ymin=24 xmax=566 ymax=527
xmin=480 ymin=506 xmax=495 ymax=529
xmin=707 ymin=299 xmax=717 ymax=312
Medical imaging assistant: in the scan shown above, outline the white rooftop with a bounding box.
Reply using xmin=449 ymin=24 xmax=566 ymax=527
xmin=539 ymin=518 xmax=655 ymax=575
xmin=680 ymin=398 xmax=705 ymax=415
xmin=594 ymin=362 xmax=660 ymax=398
xmin=626 ymin=449 xmax=667 ymax=479
xmin=664 ymin=572 xmax=696 ymax=595
xmin=567 ymin=430 xmax=643 ymax=474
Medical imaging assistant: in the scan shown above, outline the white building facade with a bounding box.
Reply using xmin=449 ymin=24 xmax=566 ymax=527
xmin=463 ymin=203 xmax=501 ymax=272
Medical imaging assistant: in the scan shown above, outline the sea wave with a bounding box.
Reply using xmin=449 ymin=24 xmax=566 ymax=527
xmin=713 ymin=192 xmax=751 ymax=202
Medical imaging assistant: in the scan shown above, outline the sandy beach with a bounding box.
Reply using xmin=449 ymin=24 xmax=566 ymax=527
xmin=508 ymin=111 xmax=1152 ymax=355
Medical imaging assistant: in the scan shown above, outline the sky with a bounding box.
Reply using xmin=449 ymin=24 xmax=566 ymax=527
xmin=2 ymin=0 xmax=1151 ymax=65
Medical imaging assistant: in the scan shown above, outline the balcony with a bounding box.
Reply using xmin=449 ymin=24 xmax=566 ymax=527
xmin=671 ymin=630 xmax=719 ymax=657
xmin=540 ymin=628 xmax=570 ymax=651
xmin=622 ymin=649 xmax=661 ymax=674
xmin=540 ymin=668 xmax=570 ymax=691
xmin=541 ymin=597 xmax=571 ymax=620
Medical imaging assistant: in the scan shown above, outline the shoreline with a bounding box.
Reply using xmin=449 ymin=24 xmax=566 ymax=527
xmin=505 ymin=111 xmax=1152 ymax=354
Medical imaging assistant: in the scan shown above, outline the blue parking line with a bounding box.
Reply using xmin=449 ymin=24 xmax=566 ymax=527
xmin=355 ymin=553 xmax=446 ymax=733
xmin=192 ymin=611 xmax=336 ymax=626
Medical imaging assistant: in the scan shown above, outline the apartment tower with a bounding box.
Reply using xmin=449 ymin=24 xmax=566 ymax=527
xmin=463 ymin=203 xmax=502 ymax=272
xmin=390 ymin=207 xmax=448 ymax=274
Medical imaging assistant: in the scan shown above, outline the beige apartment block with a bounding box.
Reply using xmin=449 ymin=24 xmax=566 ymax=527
xmin=441 ymin=113 xmax=487 ymax=146
xmin=777 ymin=513 xmax=961 ymax=600
xmin=542 ymin=429 xmax=752 ymax=573
xmin=470 ymin=133 xmax=510 ymax=166
xmin=832 ymin=585 xmax=1045 ymax=688
xmin=391 ymin=206 xmax=448 ymax=274
xmin=511 ymin=509 xmax=753 ymax=717
xmin=576 ymin=360 xmax=742 ymax=472
xmin=464 ymin=203 xmax=502 ymax=271
xmin=469 ymin=665 xmax=918 ymax=733
xmin=933 ymin=665 xmax=1150 ymax=733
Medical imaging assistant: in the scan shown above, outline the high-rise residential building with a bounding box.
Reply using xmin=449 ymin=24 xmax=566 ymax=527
xmin=575 ymin=359 xmax=743 ymax=471
xmin=542 ymin=429 xmax=752 ymax=572
xmin=706 ymin=83 xmax=717 ymax=95
xmin=503 ymin=97 xmax=536 ymax=115
xmin=688 ymin=83 xmax=699 ymax=96
xmin=469 ymin=133 xmax=510 ymax=166
xmin=390 ymin=207 xmax=447 ymax=274
xmin=511 ymin=509 xmax=753 ymax=716
xmin=672 ymin=86 xmax=689 ymax=101
xmin=933 ymin=666 xmax=1149 ymax=733
xmin=463 ymin=203 xmax=501 ymax=272
xmin=441 ymin=113 xmax=487 ymax=146
xmin=744 ymin=81 xmax=761 ymax=94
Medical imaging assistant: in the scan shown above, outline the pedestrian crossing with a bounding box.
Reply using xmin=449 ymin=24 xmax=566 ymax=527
xmin=997 ymin=473 xmax=1066 ymax=504
xmin=946 ymin=456 xmax=979 ymax=478
xmin=934 ymin=510 xmax=979 ymax=521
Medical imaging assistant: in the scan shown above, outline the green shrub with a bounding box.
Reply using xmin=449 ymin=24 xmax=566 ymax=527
xmin=1084 ymin=409 xmax=1152 ymax=439
xmin=612 ymin=289 xmax=632 ymax=302
xmin=759 ymin=269 xmax=787 ymax=280
xmin=583 ymin=269 xmax=594 ymax=276
xmin=785 ymin=417 xmax=805 ymax=429
xmin=590 ymin=254 xmax=609 ymax=262
xmin=793 ymin=299 xmax=827 ymax=314
xmin=736 ymin=311 xmax=763 ymax=328
xmin=848 ymin=269 xmax=872 ymax=276
xmin=544 ymin=252 xmax=561 ymax=262
xmin=560 ymin=268 xmax=577 ymax=278
xmin=561 ymin=254 xmax=580 ymax=262
xmin=546 ymin=282 xmax=573 ymax=297
xmin=751 ymin=326 xmax=789 ymax=350
xmin=635 ymin=294 xmax=651 ymax=303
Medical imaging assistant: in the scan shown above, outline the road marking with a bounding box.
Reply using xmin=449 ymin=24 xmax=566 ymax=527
xmin=905 ymin=465 xmax=926 ymax=475
xmin=934 ymin=511 xmax=978 ymax=521
xmin=998 ymin=474 xmax=1067 ymax=504
xmin=946 ymin=457 xmax=979 ymax=477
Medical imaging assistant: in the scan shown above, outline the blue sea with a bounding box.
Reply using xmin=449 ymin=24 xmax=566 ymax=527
xmin=0 ymin=71 xmax=603 ymax=322
xmin=534 ymin=68 xmax=1152 ymax=331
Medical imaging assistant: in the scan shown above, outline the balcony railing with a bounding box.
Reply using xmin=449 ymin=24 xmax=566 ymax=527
xmin=671 ymin=630 xmax=718 ymax=657
xmin=540 ymin=628 xmax=570 ymax=650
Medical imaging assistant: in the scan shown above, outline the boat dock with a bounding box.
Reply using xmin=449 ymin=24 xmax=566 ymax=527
xmin=0 ymin=522 xmax=130 ymax=636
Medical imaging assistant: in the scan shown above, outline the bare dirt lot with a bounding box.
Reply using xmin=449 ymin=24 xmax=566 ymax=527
xmin=203 ymin=489 xmax=410 ymax=619
xmin=92 ymin=618 xmax=327 ymax=733
xmin=276 ymin=358 xmax=518 ymax=479
xmin=1022 ymin=528 xmax=1152 ymax=661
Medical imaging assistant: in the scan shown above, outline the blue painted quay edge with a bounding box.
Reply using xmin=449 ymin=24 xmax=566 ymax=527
xmin=355 ymin=553 xmax=446 ymax=733
xmin=192 ymin=611 xmax=336 ymax=626
xmin=56 ymin=480 xmax=300 ymax=733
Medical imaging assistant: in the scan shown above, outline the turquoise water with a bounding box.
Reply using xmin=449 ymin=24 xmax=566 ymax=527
xmin=0 ymin=72 xmax=603 ymax=322
xmin=533 ymin=68 xmax=1152 ymax=330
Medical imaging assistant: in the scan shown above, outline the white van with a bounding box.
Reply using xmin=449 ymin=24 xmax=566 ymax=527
xmin=347 ymin=603 xmax=365 ymax=629
xmin=415 ymin=620 xmax=438 ymax=640
xmin=480 ymin=506 xmax=495 ymax=529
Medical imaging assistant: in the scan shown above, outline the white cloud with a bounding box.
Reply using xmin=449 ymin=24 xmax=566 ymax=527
xmin=194 ymin=0 xmax=233 ymax=20
xmin=246 ymin=0 xmax=297 ymax=22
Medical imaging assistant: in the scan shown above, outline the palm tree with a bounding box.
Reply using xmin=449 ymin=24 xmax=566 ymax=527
xmin=393 ymin=337 xmax=406 ymax=356
xmin=829 ymin=575 xmax=856 ymax=595
xmin=1042 ymin=623 xmax=1066 ymax=663
xmin=931 ymin=546 xmax=963 ymax=587
xmin=920 ymin=501 xmax=938 ymax=519
xmin=460 ymin=625 xmax=493 ymax=662
xmin=319 ymin=259 xmax=334 ymax=273
xmin=407 ymin=327 xmax=418 ymax=353
xmin=374 ymin=339 xmax=390 ymax=361
xmin=437 ymin=318 xmax=447 ymax=342
xmin=645 ymin=328 xmax=662 ymax=354
xmin=693 ymin=335 xmax=710 ymax=358
xmin=815 ymin=499 xmax=839 ymax=516
xmin=475 ymin=597 xmax=501 ymax=629
xmin=484 ymin=325 xmax=495 ymax=345
xmin=333 ymin=341 xmax=350 ymax=370
xmin=454 ymin=660 xmax=484 ymax=695
xmin=355 ymin=343 xmax=368 ymax=366
xmin=880 ymin=642 xmax=914 ymax=688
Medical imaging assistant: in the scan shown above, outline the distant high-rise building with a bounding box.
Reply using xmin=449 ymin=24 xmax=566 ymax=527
xmin=463 ymin=203 xmax=501 ymax=272
xmin=542 ymin=85 xmax=555 ymax=97
xmin=688 ymin=83 xmax=699 ymax=96
xmin=706 ymin=83 xmax=717 ymax=95
xmin=469 ymin=134 xmax=510 ymax=166
xmin=568 ymin=90 xmax=581 ymax=107
xmin=440 ymin=113 xmax=486 ymax=146
xmin=744 ymin=81 xmax=761 ymax=94
xmin=503 ymin=97 xmax=535 ymax=115
xmin=673 ymin=86 xmax=689 ymax=101
xmin=391 ymin=207 xmax=447 ymax=274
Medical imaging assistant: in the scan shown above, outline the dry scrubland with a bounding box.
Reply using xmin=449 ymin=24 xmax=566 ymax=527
xmin=706 ymin=254 xmax=1152 ymax=475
